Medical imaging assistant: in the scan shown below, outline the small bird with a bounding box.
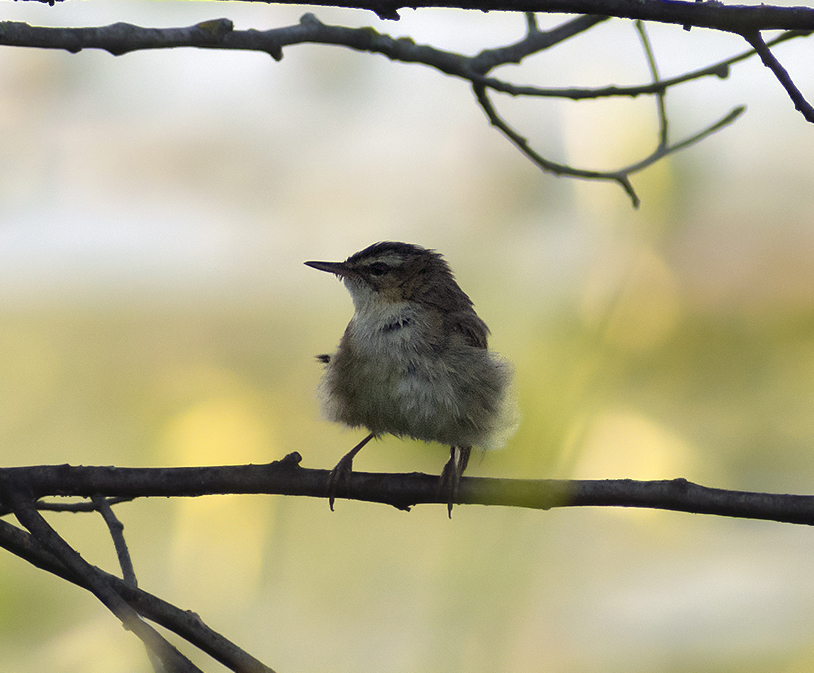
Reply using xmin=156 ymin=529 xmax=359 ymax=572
xmin=306 ymin=242 xmax=518 ymax=515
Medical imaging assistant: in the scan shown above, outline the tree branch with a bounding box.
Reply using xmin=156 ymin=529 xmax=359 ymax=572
xmin=16 ymin=0 xmax=814 ymax=33
xmin=741 ymin=29 xmax=814 ymax=122
xmin=2 ymin=13 xmax=806 ymax=202
xmin=0 ymin=480 xmax=204 ymax=673
xmin=3 ymin=453 xmax=814 ymax=526
xmin=474 ymin=30 xmax=809 ymax=100
xmin=93 ymin=496 xmax=138 ymax=587
xmin=0 ymin=517 xmax=276 ymax=673
xmin=252 ymin=0 xmax=814 ymax=32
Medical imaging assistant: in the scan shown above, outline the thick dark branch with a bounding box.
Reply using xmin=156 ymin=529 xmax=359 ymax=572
xmin=2 ymin=14 xmax=807 ymax=103
xmin=4 ymin=453 xmax=814 ymax=526
xmin=221 ymin=0 xmax=814 ymax=32
xmin=19 ymin=0 xmax=814 ymax=33
xmin=0 ymin=14 xmax=602 ymax=68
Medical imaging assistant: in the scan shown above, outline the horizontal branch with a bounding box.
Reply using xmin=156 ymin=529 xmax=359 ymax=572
xmin=237 ymin=0 xmax=814 ymax=32
xmin=17 ymin=0 xmax=814 ymax=32
xmin=4 ymin=453 xmax=814 ymax=525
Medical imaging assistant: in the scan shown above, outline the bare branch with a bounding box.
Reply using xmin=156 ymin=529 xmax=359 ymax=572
xmin=93 ymin=496 xmax=137 ymax=587
xmin=473 ymin=82 xmax=643 ymax=206
xmin=0 ymin=481 xmax=203 ymax=673
xmin=4 ymin=454 xmax=814 ymax=526
xmin=0 ymin=12 xmax=780 ymax=202
xmin=741 ymin=29 xmax=814 ymax=123
xmin=475 ymin=30 xmax=810 ymax=100
xmin=635 ymin=21 xmax=668 ymax=148
xmin=474 ymin=81 xmax=743 ymax=207
xmin=0 ymin=517 xmax=276 ymax=673
xmin=17 ymin=0 xmax=814 ymax=33
xmin=469 ymin=13 xmax=609 ymax=72
xmin=618 ymin=105 xmax=745 ymax=177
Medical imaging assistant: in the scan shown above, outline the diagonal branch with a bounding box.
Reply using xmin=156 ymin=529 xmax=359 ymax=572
xmin=469 ymin=13 xmax=609 ymax=72
xmin=741 ymin=29 xmax=814 ymax=123
xmin=635 ymin=20 xmax=668 ymax=148
xmin=93 ymin=496 xmax=138 ymax=586
xmin=473 ymin=81 xmax=743 ymax=208
xmin=0 ymin=481 xmax=203 ymax=673
xmin=0 ymin=516 xmax=276 ymax=673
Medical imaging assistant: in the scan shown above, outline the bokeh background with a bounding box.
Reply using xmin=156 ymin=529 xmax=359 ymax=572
xmin=1 ymin=0 xmax=814 ymax=671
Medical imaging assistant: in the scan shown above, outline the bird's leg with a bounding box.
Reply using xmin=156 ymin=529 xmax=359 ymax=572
xmin=327 ymin=432 xmax=375 ymax=511
xmin=438 ymin=446 xmax=472 ymax=518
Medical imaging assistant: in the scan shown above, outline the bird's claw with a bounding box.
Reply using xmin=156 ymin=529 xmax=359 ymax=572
xmin=326 ymin=433 xmax=375 ymax=511
xmin=438 ymin=446 xmax=471 ymax=518
xmin=327 ymin=454 xmax=355 ymax=511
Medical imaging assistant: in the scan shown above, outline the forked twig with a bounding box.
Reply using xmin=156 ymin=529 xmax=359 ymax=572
xmin=474 ymin=20 xmax=745 ymax=207
xmin=474 ymin=82 xmax=641 ymax=204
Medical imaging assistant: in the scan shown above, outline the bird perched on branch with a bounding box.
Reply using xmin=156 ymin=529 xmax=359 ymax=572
xmin=306 ymin=241 xmax=518 ymax=516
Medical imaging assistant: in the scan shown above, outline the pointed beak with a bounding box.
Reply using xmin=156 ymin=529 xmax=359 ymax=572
xmin=304 ymin=260 xmax=357 ymax=278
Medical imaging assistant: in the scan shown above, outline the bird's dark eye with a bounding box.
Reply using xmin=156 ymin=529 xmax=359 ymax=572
xmin=367 ymin=262 xmax=390 ymax=277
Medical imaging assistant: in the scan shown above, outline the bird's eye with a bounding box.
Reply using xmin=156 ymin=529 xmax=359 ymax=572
xmin=367 ymin=262 xmax=389 ymax=277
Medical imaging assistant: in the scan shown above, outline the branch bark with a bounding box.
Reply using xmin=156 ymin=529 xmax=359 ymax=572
xmin=3 ymin=453 xmax=814 ymax=526
xmin=16 ymin=0 xmax=814 ymax=32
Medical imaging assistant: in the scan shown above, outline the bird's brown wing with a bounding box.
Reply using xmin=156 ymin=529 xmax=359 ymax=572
xmin=447 ymin=311 xmax=490 ymax=349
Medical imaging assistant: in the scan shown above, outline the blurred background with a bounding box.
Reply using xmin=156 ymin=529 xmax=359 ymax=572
xmin=1 ymin=1 xmax=814 ymax=671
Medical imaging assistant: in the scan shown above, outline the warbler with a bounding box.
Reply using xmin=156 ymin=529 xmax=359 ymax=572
xmin=306 ymin=241 xmax=518 ymax=515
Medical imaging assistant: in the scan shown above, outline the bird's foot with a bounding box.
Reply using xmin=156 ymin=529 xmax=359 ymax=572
xmin=438 ymin=446 xmax=471 ymax=518
xmin=326 ymin=433 xmax=375 ymax=511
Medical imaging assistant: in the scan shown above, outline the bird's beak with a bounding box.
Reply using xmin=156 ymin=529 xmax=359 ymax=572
xmin=304 ymin=260 xmax=357 ymax=278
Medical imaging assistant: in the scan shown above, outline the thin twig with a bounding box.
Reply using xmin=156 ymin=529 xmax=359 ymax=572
xmin=635 ymin=20 xmax=668 ymax=148
xmin=93 ymin=496 xmax=137 ymax=587
xmin=474 ymin=29 xmax=810 ymax=99
xmin=38 ymin=496 xmax=136 ymax=513
xmin=473 ymin=82 xmax=642 ymax=205
xmin=618 ymin=105 xmax=745 ymax=174
xmin=469 ymin=14 xmax=608 ymax=72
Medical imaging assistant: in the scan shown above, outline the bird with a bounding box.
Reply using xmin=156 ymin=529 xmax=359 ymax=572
xmin=305 ymin=241 xmax=518 ymax=516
